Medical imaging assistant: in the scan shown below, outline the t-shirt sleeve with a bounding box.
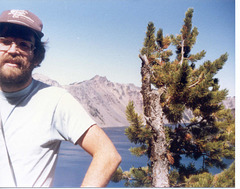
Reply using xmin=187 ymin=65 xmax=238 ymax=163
xmin=53 ymin=92 xmax=96 ymax=144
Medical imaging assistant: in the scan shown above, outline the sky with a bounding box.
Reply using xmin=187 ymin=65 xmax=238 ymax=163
xmin=0 ymin=0 xmax=236 ymax=97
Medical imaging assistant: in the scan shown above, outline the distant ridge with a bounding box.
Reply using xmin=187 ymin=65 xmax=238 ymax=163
xmin=33 ymin=73 xmax=62 ymax=87
xmin=33 ymin=73 xmax=235 ymax=127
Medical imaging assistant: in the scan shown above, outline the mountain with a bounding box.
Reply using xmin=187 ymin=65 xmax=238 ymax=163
xmin=33 ymin=74 xmax=235 ymax=127
xmin=64 ymin=75 xmax=143 ymax=127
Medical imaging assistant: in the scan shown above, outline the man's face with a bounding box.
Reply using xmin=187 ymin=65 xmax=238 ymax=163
xmin=0 ymin=35 xmax=35 ymax=87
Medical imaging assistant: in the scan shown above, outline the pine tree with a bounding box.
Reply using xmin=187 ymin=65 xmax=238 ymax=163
xmin=111 ymin=8 xmax=234 ymax=187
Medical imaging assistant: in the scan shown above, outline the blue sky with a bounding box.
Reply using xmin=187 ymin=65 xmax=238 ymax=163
xmin=0 ymin=0 xmax=236 ymax=96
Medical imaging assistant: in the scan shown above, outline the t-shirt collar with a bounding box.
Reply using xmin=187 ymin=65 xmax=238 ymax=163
xmin=0 ymin=80 xmax=35 ymax=99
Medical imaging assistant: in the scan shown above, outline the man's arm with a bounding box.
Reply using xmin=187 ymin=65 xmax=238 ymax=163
xmin=77 ymin=124 xmax=121 ymax=187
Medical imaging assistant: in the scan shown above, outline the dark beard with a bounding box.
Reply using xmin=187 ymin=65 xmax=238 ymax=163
xmin=0 ymin=55 xmax=34 ymax=89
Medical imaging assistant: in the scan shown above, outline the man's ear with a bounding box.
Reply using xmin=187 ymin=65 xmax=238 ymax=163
xmin=31 ymin=59 xmax=40 ymax=68
xmin=34 ymin=62 xmax=41 ymax=68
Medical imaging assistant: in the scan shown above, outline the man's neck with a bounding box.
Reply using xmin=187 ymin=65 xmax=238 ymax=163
xmin=0 ymin=77 xmax=32 ymax=93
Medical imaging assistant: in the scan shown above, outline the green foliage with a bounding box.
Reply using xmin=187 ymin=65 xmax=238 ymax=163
xmin=156 ymin=29 xmax=163 ymax=48
xmin=125 ymin=167 xmax=152 ymax=187
xmin=111 ymin=167 xmax=123 ymax=183
xmin=169 ymin=169 xmax=180 ymax=186
xmin=125 ymin=101 xmax=152 ymax=158
xmin=111 ymin=166 xmax=152 ymax=187
xmin=140 ymin=22 xmax=156 ymax=57
xmin=185 ymin=172 xmax=214 ymax=187
xmin=184 ymin=161 xmax=235 ymax=187
xmin=171 ymin=8 xmax=199 ymax=61
xmin=212 ymin=161 xmax=235 ymax=187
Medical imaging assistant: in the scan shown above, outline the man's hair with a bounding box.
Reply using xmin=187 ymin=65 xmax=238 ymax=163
xmin=32 ymin=37 xmax=47 ymax=67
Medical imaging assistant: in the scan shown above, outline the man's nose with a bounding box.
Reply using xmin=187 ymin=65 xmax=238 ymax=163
xmin=7 ymin=43 xmax=20 ymax=54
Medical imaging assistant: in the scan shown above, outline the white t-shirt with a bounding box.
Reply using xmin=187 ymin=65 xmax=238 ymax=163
xmin=0 ymin=79 xmax=95 ymax=187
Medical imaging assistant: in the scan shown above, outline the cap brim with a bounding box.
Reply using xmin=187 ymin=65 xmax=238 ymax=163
xmin=0 ymin=22 xmax=44 ymax=39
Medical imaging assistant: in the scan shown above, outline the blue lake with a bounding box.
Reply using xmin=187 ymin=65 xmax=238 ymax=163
xmin=52 ymin=127 xmax=234 ymax=187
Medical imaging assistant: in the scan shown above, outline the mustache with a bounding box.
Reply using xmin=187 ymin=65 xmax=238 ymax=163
xmin=1 ymin=55 xmax=25 ymax=66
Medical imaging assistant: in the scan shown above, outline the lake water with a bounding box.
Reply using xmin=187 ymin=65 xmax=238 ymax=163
xmin=52 ymin=127 xmax=234 ymax=187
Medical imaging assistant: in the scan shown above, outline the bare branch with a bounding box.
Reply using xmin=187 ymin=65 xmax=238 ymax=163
xmin=188 ymin=78 xmax=203 ymax=88
xmin=186 ymin=117 xmax=205 ymax=128
xmin=188 ymin=73 xmax=204 ymax=89
xmin=179 ymin=36 xmax=185 ymax=65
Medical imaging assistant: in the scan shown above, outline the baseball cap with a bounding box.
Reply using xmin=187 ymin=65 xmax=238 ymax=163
xmin=0 ymin=10 xmax=44 ymax=38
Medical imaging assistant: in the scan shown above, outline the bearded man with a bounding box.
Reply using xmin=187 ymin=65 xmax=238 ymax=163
xmin=0 ymin=9 xmax=121 ymax=187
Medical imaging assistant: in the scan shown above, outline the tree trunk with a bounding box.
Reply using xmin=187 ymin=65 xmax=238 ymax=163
xmin=139 ymin=54 xmax=169 ymax=187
